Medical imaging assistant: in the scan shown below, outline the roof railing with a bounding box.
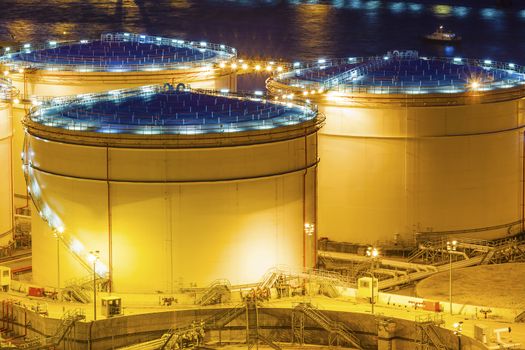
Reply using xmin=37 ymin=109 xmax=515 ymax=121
xmin=275 ymin=55 xmax=525 ymax=95
xmin=0 ymin=32 xmax=236 ymax=72
xmin=27 ymin=85 xmax=320 ymax=135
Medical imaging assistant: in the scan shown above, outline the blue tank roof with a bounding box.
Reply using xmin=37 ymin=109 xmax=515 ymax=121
xmin=30 ymin=85 xmax=316 ymax=135
xmin=280 ymin=51 xmax=525 ymax=94
xmin=2 ymin=33 xmax=236 ymax=72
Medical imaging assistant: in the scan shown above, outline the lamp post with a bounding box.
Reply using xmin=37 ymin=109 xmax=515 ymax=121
xmin=89 ymin=250 xmax=100 ymax=321
xmin=366 ymin=246 xmax=379 ymax=314
xmin=446 ymin=240 xmax=457 ymax=315
xmin=304 ymin=223 xmax=315 ymax=268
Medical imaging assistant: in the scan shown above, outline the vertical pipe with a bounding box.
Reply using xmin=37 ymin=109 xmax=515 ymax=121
xmin=313 ymin=131 xmax=318 ymax=267
xmin=57 ymin=237 xmax=60 ymax=289
xmin=449 ymin=253 xmax=453 ymax=315
xmin=107 ymin=146 xmax=112 ymax=293
xmin=9 ymin=106 xmax=14 ymax=242
xmin=518 ymin=130 xmax=525 ymax=232
xmin=302 ymin=129 xmax=308 ymax=269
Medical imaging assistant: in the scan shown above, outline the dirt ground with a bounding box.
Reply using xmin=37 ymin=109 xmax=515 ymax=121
xmin=416 ymin=262 xmax=525 ymax=309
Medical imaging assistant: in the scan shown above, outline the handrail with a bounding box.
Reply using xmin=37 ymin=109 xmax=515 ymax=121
xmin=0 ymin=32 xmax=236 ymax=72
xmin=25 ymin=85 xmax=320 ymax=136
xmin=274 ymin=54 xmax=525 ymax=95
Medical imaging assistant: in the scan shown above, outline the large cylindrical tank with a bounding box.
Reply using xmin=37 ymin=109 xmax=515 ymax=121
xmin=24 ymin=85 xmax=323 ymax=292
xmin=0 ymin=80 xmax=14 ymax=244
xmin=0 ymin=32 xmax=238 ymax=209
xmin=268 ymin=51 xmax=525 ymax=243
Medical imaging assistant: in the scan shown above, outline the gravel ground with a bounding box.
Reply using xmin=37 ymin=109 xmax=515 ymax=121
xmin=416 ymin=262 xmax=525 ymax=309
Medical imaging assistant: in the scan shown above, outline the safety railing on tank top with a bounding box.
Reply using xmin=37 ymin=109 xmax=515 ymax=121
xmin=0 ymin=78 xmax=17 ymax=101
xmin=27 ymin=85 xmax=321 ymax=136
xmin=275 ymin=55 xmax=525 ymax=96
xmin=0 ymin=32 xmax=236 ymax=72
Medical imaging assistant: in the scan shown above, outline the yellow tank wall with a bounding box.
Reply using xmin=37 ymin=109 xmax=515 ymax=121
xmin=28 ymin=133 xmax=317 ymax=292
xmin=9 ymin=68 xmax=236 ymax=210
xmin=0 ymin=103 xmax=13 ymax=242
xmin=318 ymin=98 xmax=525 ymax=243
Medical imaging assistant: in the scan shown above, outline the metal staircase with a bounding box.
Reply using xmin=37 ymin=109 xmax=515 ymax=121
xmin=195 ymin=279 xmax=231 ymax=306
xmin=63 ymin=284 xmax=91 ymax=304
xmin=245 ymin=297 xmax=281 ymax=350
xmin=204 ymin=305 xmax=245 ymax=329
xmin=515 ymin=310 xmax=525 ymax=323
xmin=293 ymin=303 xmax=362 ymax=349
xmin=415 ymin=315 xmax=447 ymax=350
xmin=259 ymin=270 xmax=281 ymax=290
xmin=18 ymin=309 xmax=85 ymax=349
xmin=318 ymin=280 xmax=340 ymax=298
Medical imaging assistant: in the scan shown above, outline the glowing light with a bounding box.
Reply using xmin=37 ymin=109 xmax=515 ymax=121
xmin=266 ymin=66 xmax=272 ymax=72
xmin=220 ymin=44 xmax=225 ymax=49
xmin=304 ymin=223 xmax=315 ymax=236
xmin=18 ymin=68 xmax=24 ymax=74
xmin=200 ymin=41 xmax=207 ymax=47
xmin=3 ymin=71 xmax=8 ymax=76
xmin=471 ymin=81 xmax=480 ymax=90
xmin=255 ymin=65 xmax=261 ymax=71
xmin=277 ymin=66 xmax=283 ymax=72
xmin=4 ymin=47 xmax=10 ymax=52
xmin=23 ymin=43 xmax=31 ymax=48
xmin=509 ymin=63 xmax=516 ymax=69
xmin=383 ymin=56 xmax=389 ymax=60
xmin=453 ymin=57 xmax=462 ymax=63
xmin=366 ymin=246 xmax=379 ymax=258
xmin=156 ymin=37 xmax=162 ymax=41
xmin=70 ymin=239 xmax=84 ymax=254
xmin=303 ymin=91 xmax=308 ymax=96
xmin=13 ymin=98 xmax=20 ymax=104
xmin=318 ymin=59 xmax=326 ymax=64
xmin=484 ymin=60 xmax=492 ymax=65
xmin=220 ymin=88 xmax=229 ymax=94
xmin=254 ymin=90 xmax=263 ymax=96
xmin=219 ymin=62 xmax=226 ymax=68
xmin=433 ymin=4 xmax=451 ymax=16
xmin=231 ymin=63 xmax=238 ymax=69
xmin=241 ymin=63 xmax=248 ymax=70
xmin=293 ymin=62 xmax=301 ymax=68
xmin=49 ymin=41 xmax=57 ymax=46
xmin=80 ymin=40 xmax=89 ymax=44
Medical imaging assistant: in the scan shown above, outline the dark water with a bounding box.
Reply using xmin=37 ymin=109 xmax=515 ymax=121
xmin=1 ymin=0 xmax=524 ymax=63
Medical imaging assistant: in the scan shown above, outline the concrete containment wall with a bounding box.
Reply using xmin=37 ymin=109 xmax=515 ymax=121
xmin=3 ymin=304 xmax=490 ymax=350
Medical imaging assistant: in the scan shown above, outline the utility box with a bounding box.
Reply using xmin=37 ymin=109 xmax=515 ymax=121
xmin=0 ymin=266 xmax=10 ymax=292
xmin=101 ymin=296 xmax=122 ymax=318
xmin=423 ymin=300 xmax=441 ymax=312
xmin=357 ymin=276 xmax=378 ymax=302
xmin=474 ymin=324 xmax=490 ymax=344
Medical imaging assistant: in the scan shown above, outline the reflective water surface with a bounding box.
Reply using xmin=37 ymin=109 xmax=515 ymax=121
xmin=1 ymin=1 xmax=524 ymax=63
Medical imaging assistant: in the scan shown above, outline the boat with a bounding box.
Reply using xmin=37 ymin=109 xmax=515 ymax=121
xmin=424 ymin=26 xmax=462 ymax=43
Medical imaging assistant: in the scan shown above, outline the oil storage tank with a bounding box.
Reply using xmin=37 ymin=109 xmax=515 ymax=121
xmin=0 ymin=32 xmax=237 ymax=209
xmin=0 ymin=79 xmax=15 ymax=244
xmin=23 ymin=85 xmax=323 ymax=292
xmin=268 ymin=50 xmax=525 ymax=244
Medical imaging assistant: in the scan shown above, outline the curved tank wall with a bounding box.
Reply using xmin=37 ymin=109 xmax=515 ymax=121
xmin=0 ymin=32 xmax=238 ymax=209
xmin=268 ymin=52 xmax=525 ymax=243
xmin=23 ymin=87 xmax=323 ymax=292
